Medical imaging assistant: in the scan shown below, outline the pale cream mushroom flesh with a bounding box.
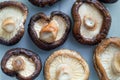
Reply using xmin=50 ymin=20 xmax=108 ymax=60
xmin=5 ymin=55 xmax=36 ymax=78
xmin=111 ymin=52 xmax=120 ymax=75
xmin=2 ymin=17 xmax=16 ymax=33
xmin=45 ymin=49 xmax=89 ymax=80
xmin=40 ymin=20 xmax=59 ymax=43
xmin=100 ymin=44 xmax=120 ymax=79
xmin=0 ymin=6 xmax=24 ymax=41
xmin=34 ymin=16 xmax=67 ymax=43
xmin=83 ymin=16 xmax=96 ymax=31
xmin=79 ymin=3 xmax=103 ymax=39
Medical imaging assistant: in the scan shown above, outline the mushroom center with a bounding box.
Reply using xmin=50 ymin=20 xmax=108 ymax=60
xmin=12 ymin=57 xmax=25 ymax=71
xmin=111 ymin=52 xmax=120 ymax=75
xmin=83 ymin=16 xmax=96 ymax=30
xmin=40 ymin=20 xmax=58 ymax=43
xmin=56 ymin=64 xmax=71 ymax=80
xmin=2 ymin=17 xmax=16 ymax=33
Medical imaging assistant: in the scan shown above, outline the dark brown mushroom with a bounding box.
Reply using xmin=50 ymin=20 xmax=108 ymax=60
xmin=28 ymin=0 xmax=60 ymax=7
xmin=28 ymin=11 xmax=71 ymax=50
xmin=94 ymin=37 xmax=120 ymax=80
xmin=72 ymin=0 xmax=111 ymax=45
xmin=44 ymin=49 xmax=90 ymax=80
xmin=1 ymin=48 xmax=42 ymax=80
xmin=99 ymin=0 xmax=118 ymax=3
xmin=0 ymin=1 xmax=28 ymax=46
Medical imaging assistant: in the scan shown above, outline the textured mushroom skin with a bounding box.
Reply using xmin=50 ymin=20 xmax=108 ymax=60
xmin=99 ymin=0 xmax=118 ymax=3
xmin=44 ymin=49 xmax=90 ymax=80
xmin=72 ymin=0 xmax=111 ymax=45
xmin=94 ymin=37 xmax=120 ymax=80
xmin=29 ymin=0 xmax=60 ymax=7
xmin=0 ymin=1 xmax=28 ymax=46
xmin=1 ymin=48 xmax=42 ymax=80
xmin=28 ymin=11 xmax=71 ymax=50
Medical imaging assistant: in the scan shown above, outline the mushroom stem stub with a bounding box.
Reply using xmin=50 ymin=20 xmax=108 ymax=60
xmin=12 ymin=57 xmax=25 ymax=71
xmin=2 ymin=17 xmax=15 ymax=33
xmin=56 ymin=64 xmax=71 ymax=80
xmin=111 ymin=52 xmax=120 ymax=75
xmin=83 ymin=16 xmax=96 ymax=31
xmin=40 ymin=20 xmax=58 ymax=43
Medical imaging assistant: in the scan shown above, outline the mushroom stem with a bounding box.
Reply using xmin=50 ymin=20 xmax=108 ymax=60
xmin=56 ymin=64 xmax=71 ymax=80
xmin=111 ymin=52 xmax=120 ymax=75
xmin=83 ymin=16 xmax=96 ymax=31
xmin=40 ymin=20 xmax=58 ymax=43
xmin=12 ymin=57 xmax=25 ymax=71
xmin=2 ymin=17 xmax=15 ymax=33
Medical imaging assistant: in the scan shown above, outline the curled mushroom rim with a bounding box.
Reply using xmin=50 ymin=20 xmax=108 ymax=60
xmin=0 ymin=1 xmax=28 ymax=46
xmin=28 ymin=0 xmax=60 ymax=7
xmin=28 ymin=11 xmax=71 ymax=50
xmin=72 ymin=0 xmax=111 ymax=45
xmin=1 ymin=48 xmax=42 ymax=80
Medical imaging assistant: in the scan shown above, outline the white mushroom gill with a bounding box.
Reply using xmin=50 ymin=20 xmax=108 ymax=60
xmin=49 ymin=50 xmax=88 ymax=80
xmin=34 ymin=16 xmax=67 ymax=42
xmin=100 ymin=44 xmax=120 ymax=80
xmin=79 ymin=3 xmax=103 ymax=39
xmin=0 ymin=7 xmax=24 ymax=41
xmin=40 ymin=20 xmax=59 ymax=43
xmin=5 ymin=55 xmax=35 ymax=77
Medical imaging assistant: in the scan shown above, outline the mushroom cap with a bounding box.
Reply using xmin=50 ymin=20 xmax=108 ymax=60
xmin=0 ymin=1 xmax=28 ymax=46
xmin=99 ymin=0 xmax=118 ymax=3
xmin=44 ymin=49 xmax=90 ymax=80
xmin=29 ymin=0 xmax=59 ymax=7
xmin=72 ymin=0 xmax=111 ymax=45
xmin=1 ymin=48 xmax=42 ymax=80
xmin=94 ymin=37 xmax=120 ymax=80
xmin=28 ymin=11 xmax=71 ymax=50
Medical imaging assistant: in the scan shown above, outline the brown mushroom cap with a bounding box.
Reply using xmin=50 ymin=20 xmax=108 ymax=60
xmin=1 ymin=48 xmax=42 ymax=80
xmin=28 ymin=0 xmax=59 ymax=7
xmin=44 ymin=49 xmax=90 ymax=80
xmin=94 ymin=37 xmax=120 ymax=80
xmin=28 ymin=11 xmax=71 ymax=50
xmin=0 ymin=1 xmax=28 ymax=46
xmin=72 ymin=0 xmax=111 ymax=45
xmin=99 ymin=0 xmax=118 ymax=3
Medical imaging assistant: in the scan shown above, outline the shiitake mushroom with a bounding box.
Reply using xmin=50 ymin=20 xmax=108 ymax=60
xmin=28 ymin=0 xmax=60 ymax=7
xmin=0 ymin=1 xmax=28 ymax=46
xmin=94 ymin=37 xmax=120 ymax=80
xmin=72 ymin=0 xmax=111 ymax=45
xmin=1 ymin=48 xmax=42 ymax=80
xmin=99 ymin=0 xmax=118 ymax=3
xmin=44 ymin=49 xmax=90 ymax=80
xmin=28 ymin=11 xmax=71 ymax=50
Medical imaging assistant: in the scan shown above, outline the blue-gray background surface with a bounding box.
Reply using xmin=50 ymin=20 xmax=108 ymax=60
xmin=0 ymin=0 xmax=120 ymax=80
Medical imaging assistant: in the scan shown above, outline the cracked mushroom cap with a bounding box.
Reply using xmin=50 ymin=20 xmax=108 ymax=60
xmin=44 ymin=49 xmax=90 ymax=80
xmin=72 ymin=0 xmax=111 ymax=45
xmin=99 ymin=0 xmax=118 ymax=3
xmin=94 ymin=37 xmax=120 ymax=80
xmin=0 ymin=1 xmax=28 ymax=46
xmin=1 ymin=48 xmax=42 ymax=80
xmin=29 ymin=0 xmax=59 ymax=7
xmin=28 ymin=11 xmax=71 ymax=50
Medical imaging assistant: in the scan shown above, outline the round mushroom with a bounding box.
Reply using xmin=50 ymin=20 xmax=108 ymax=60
xmin=28 ymin=0 xmax=59 ymax=7
xmin=72 ymin=0 xmax=111 ymax=45
xmin=94 ymin=37 xmax=120 ymax=80
xmin=99 ymin=0 xmax=118 ymax=3
xmin=44 ymin=49 xmax=90 ymax=80
xmin=0 ymin=1 xmax=28 ymax=46
xmin=28 ymin=11 xmax=71 ymax=50
xmin=1 ymin=48 xmax=42 ymax=80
